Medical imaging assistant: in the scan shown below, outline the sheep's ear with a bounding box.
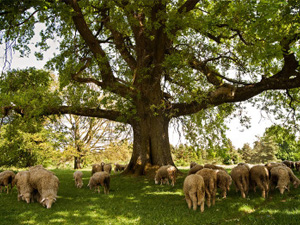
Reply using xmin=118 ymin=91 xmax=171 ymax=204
xmin=54 ymin=198 xmax=57 ymax=202
xmin=41 ymin=198 xmax=46 ymax=203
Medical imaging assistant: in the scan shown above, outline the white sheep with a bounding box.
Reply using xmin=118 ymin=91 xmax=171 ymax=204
xmin=29 ymin=166 xmax=59 ymax=209
xmin=269 ymin=166 xmax=290 ymax=194
xmin=101 ymin=162 xmax=112 ymax=174
xmin=230 ymin=164 xmax=250 ymax=198
xmin=0 ymin=170 xmax=15 ymax=194
xmin=14 ymin=171 xmax=33 ymax=203
xmin=88 ymin=171 xmax=110 ymax=194
xmin=73 ymin=171 xmax=83 ymax=188
xmin=196 ymin=168 xmax=217 ymax=207
xmin=249 ymin=165 xmax=269 ymax=198
xmin=183 ymin=174 xmax=205 ymax=212
xmin=154 ymin=165 xmax=177 ymax=186
xmin=216 ymin=170 xmax=232 ymax=198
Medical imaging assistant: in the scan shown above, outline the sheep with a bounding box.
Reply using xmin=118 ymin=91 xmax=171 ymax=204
xmin=188 ymin=164 xmax=204 ymax=175
xmin=0 ymin=170 xmax=15 ymax=194
xmin=249 ymin=165 xmax=269 ymax=198
xmin=183 ymin=174 xmax=205 ymax=212
xmin=282 ymin=160 xmax=294 ymax=169
xmin=230 ymin=164 xmax=250 ymax=198
xmin=154 ymin=165 xmax=177 ymax=186
xmin=101 ymin=162 xmax=112 ymax=174
xmin=88 ymin=171 xmax=110 ymax=194
xmin=114 ymin=163 xmax=127 ymax=172
xmin=284 ymin=166 xmax=300 ymax=188
xmin=269 ymin=166 xmax=290 ymax=194
xmin=14 ymin=171 xmax=34 ymax=203
xmin=73 ymin=171 xmax=83 ymax=188
xmin=237 ymin=163 xmax=251 ymax=171
xmin=190 ymin=162 xmax=198 ymax=169
xmin=295 ymin=161 xmax=300 ymax=171
xmin=91 ymin=164 xmax=102 ymax=175
xmin=196 ymin=168 xmax=217 ymax=208
xmin=216 ymin=170 xmax=232 ymax=198
xmin=204 ymin=164 xmax=226 ymax=171
xmin=29 ymin=167 xmax=59 ymax=209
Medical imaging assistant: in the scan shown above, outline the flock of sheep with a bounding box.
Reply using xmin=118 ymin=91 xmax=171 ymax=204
xmin=181 ymin=161 xmax=300 ymax=212
xmin=0 ymin=162 xmax=126 ymax=209
xmin=1 ymin=160 xmax=299 ymax=211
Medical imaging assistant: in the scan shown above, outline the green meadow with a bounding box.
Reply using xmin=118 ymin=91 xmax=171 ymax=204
xmin=0 ymin=169 xmax=300 ymax=225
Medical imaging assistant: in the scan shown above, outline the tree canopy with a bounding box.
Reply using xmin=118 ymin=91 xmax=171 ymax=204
xmin=1 ymin=0 xmax=300 ymax=174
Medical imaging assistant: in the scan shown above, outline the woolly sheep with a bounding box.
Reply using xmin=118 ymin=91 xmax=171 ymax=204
xmin=0 ymin=170 xmax=15 ymax=194
xmin=190 ymin=162 xmax=198 ymax=169
xmin=216 ymin=170 xmax=232 ymax=198
xmin=183 ymin=174 xmax=205 ymax=212
xmin=230 ymin=164 xmax=249 ymax=198
xmin=196 ymin=168 xmax=217 ymax=207
xmin=269 ymin=166 xmax=290 ymax=194
xmin=101 ymin=162 xmax=112 ymax=174
xmin=91 ymin=164 xmax=102 ymax=175
xmin=88 ymin=171 xmax=110 ymax=194
xmin=295 ymin=161 xmax=300 ymax=171
xmin=204 ymin=164 xmax=226 ymax=171
xmin=14 ymin=171 xmax=33 ymax=203
xmin=114 ymin=163 xmax=127 ymax=172
xmin=249 ymin=165 xmax=269 ymax=198
xmin=188 ymin=164 xmax=204 ymax=175
xmin=282 ymin=160 xmax=294 ymax=169
xmin=73 ymin=171 xmax=83 ymax=188
xmin=29 ymin=167 xmax=59 ymax=209
xmin=154 ymin=165 xmax=177 ymax=186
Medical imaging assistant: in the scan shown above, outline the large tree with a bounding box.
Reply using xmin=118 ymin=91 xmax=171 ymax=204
xmin=1 ymin=0 xmax=300 ymax=174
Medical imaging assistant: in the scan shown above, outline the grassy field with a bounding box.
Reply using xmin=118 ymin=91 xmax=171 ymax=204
xmin=0 ymin=168 xmax=300 ymax=225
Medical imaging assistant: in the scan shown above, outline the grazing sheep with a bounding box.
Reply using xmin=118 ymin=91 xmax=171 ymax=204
xmin=88 ymin=171 xmax=110 ymax=194
xmin=73 ymin=171 xmax=83 ymax=188
xmin=0 ymin=170 xmax=15 ymax=194
xmin=91 ymin=164 xmax=102 ymax=175
xmin=101 ymin=162 xmax=112 ymax=174
xmin=269 ymin=166 xmax=290 ymax=194
xmin=204 ymin=164 xmax=226 ymax=171
xmin=188 ymin=164 xmax=204 ymax=175
xmin=183 ymin=174 xmax=205 ymax=212
xmin=14 ymin=171 xmax=33 ymax=203
xmin=282 ymin=160 xmax=294 ymax=169
xmin=190 ymin=162 xmax=198 ymax=169
xmin=295 ymin=161 xmax=300 ymax=171
xmin=29 ymin=167 xmax=59 ymax=209
xmin=114 ymin=163 xmax=127 ymax=172
xmin=154 ymin=165 xmax=177 ymax=186
xmin=216 ymin=170 xmax=232 ymax=198
xmin=196 ymin=168 xmax=217 ymax=208
xmin=230 ymin=164 xmax=250 ymax=198
xmin=284 ymin=166 xmax=300 ymax=188
xmin=249 ymin=165 xmax=269 ymax=198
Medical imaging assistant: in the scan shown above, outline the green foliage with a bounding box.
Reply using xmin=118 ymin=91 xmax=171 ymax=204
xmin=0 ymin=120 xmax=62 ymax=167
xmin=0 ymin=169 xmax=300 ymax=224
xmin=264 ymin=125 xmax=300 ymax=161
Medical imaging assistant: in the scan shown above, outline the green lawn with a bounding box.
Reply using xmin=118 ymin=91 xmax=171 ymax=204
xmin=0 ymin=169 xmax=300 ymax=225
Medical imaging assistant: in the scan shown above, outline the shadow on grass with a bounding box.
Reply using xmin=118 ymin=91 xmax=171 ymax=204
xmin=0 ymin=169 xmax=299 ymax=225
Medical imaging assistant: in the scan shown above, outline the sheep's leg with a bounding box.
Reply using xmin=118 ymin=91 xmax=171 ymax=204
xmin=189 ymin=192 xmax=198 ymax=211
xmin=256 ymin=181 xmax=266 ymax=198
xmin=205 ymin=189 xmax=211 ymax=208
xmin=221 ymin=187 xmax=227 ymax=198
xmin=185 ymin=193 xmax=192 ymax=210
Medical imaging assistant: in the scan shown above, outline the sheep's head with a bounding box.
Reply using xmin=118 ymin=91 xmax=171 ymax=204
xmin=19 ymin=193 xmax=31 ymax=203
xmin=41 ymin=197 xmax=56 ymax=209
xmin=154 ymin=177 xmax=159 ymax=184
xmin=276 ymin=185 xmax=289 ymax=194
xmin=77 ymin=181 xmax=83 ymax=188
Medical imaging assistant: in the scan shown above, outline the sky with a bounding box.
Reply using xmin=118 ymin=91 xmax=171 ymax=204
xmin=0 ymin=35 xmax=275 ymax=150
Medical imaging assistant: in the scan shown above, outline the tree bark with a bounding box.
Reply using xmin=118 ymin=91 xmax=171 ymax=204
xmin=125 ymin=113 xmax=173 ymax=175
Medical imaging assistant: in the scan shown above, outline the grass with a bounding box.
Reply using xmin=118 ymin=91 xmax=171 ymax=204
xmin=0 ymin=169 xmax=300 ymax=225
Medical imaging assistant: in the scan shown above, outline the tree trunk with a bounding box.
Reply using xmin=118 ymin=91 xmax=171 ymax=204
xmin=74 ymin=156 xmax=82 ymax=169
xmin=125 ymin=113 xmax=174 ymax=175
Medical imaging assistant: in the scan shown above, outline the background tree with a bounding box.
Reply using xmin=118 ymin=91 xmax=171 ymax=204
xmin=1 ymin=1 xmax=300 ymax=174
xmin=263 ymin=125 xmax=300 ymax=161
xmin=239 ymin=143 xmax=253 ymax=163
